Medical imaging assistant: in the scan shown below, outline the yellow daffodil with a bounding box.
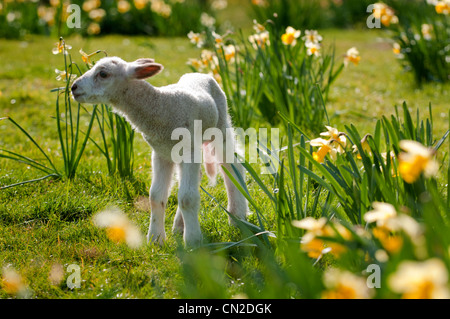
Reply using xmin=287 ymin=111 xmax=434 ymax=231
xmin=322 ymin=268 xmax=373 ymax=299
xmin=1 ymin=267 xmax=29 ymax=297
xmin=398 ymin=140 xmax=438 ymax=184
xmin=93 ymin=207 xmax=144 ymax=249
xmin=310 ymin=138 xmax=335 ymax=163
xmin=292 ymin=217 xmax=349 ymax=258
xmin=302 ymin=30 xmax=323 ymax=45
xmin=435 ymin=0 xmax=450 ymax=15
xmin=320 ymin=125 xmax=347 ymax=153
xmin=389 ymin=259 xmax=450 ymax=299
xmin=187 ymin=31 xmax=205 ymax=48
xmin=306 ymin=42 xmax=321 ymax=57
xmin=344 ymin=47 xmax=360 ymax=66
xmin=117 ymin=0 xmax=131 ymax=13
xmin=365 ymin=202 xmax=424 ymax=253
xmin=352 ymin=134 xmax=372 ymax=159
xmin=281 ymin=26 xmax=301 ymax=46
xmin=52 ymin=37 xmax=71 ymax=55
xmin=79 ymin=49 xmax=103 ymax=67
xmin=134 ymin=0 xmax=149 ymax=10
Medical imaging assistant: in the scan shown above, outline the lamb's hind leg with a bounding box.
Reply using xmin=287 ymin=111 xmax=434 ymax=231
xmin=147 ymin=153 xmax=174 ymax=245
xmin=177 ymin=162 xmax=202 ymax=247
xmin=217 ymin=129 xmax=248 ymax=223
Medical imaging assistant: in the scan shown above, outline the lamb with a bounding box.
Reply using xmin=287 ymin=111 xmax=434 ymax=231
xmin=71 ymin=57 xmax=248 ymax=247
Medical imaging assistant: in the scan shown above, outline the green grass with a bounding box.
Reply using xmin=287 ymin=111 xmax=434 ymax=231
xmin=0 ymin=26 xmax=449 ymax=298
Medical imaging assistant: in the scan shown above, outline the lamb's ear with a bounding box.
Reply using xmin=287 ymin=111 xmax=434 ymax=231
xmin=128 ymin=60 xmax=163 ymax=79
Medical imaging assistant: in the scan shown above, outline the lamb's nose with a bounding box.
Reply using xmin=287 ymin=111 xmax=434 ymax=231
xmin=71 ymin=83 xmax=78 ymax=92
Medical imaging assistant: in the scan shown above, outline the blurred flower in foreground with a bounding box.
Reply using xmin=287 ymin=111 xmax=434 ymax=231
xmin=434 ymin=0 xmax=450 ymax=15
xmin=389 ymin=259 xmax=450 ymax=299
xmin=52 ymin=37 xmax=71 ymax=55
xmin=364 ymin=202 xmax=424 ymax=254
xmin=93 ymin=207 xmax=144 ymax=249
xmin=344 ymin=47 xmax=360 ymax=66
xmin=281 ymin=26 xmax=301 ymax=46
xmin=1 ymin=267 xmax=29 ymax=297
xmin=398 ymin=140 xmax=438 ymax=184
xmin=292 ymin=217 xmax=350 ymax=259
xmin=322 ymin=268 xmax=373 ymax=299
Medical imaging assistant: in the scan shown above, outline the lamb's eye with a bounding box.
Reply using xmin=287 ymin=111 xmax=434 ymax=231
xmin=99 ymin=71 xmax=108 ymax=78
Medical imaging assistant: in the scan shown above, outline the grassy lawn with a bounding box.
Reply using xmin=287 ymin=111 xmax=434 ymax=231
xmin=0 ymin=22 xmax=449 ymax=299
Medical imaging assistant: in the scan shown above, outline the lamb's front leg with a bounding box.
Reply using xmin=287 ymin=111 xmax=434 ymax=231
xmin=178 ymin=162 xmax=202 ymax=247
xmin=147 ymin=153 xmax=174 ymax=245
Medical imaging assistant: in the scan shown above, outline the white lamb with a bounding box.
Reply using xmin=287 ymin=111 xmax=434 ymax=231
xmin=71 ymin=57 xmax=248 ymax=247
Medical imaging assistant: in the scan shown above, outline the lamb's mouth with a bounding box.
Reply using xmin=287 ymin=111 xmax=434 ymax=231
xmin=71 ymin=92 xmax=84 ymax=101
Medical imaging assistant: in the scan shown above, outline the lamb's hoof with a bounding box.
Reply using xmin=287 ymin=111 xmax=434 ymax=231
xmin=147 ymin=231 xmax=166 ymax=246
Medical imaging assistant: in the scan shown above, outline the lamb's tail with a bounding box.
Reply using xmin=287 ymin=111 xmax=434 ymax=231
xmin=203 ymin=142 xmax=218 ymax=186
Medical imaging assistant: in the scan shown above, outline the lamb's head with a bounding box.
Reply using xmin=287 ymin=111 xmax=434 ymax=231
xmin=71 ymin=57 xmax=163 ymax=104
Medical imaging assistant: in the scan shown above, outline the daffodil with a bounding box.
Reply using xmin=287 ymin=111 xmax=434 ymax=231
xmin=389 ymin=259 xmax=450 ymax=299
xmin=93 ymin=207 xmax=144 ymax=249
xmin=398 ymin=140 xmax=438 ymax=183
xmin=322 ymin=268 xmax=373 ymax=299
xmin=134 ymin=0 xmax=149 ymax=10
xmin=252 ymin=19 xmax=266 ymax=33
xmin=435 ymin=0 xmax=450 ymax=14
xmin=281 ymin=26 xmax=301 ymax=46
xmin=302 ymin=30 xmax=323 ymax=45
xmin=319 ymin=125 xmax=347 ymax=153
xmin=421 ymin=24 xmax=433 ymax=40
xmin=79 ymin=49 xmax=103 ymax=67
xmin=187 ymin=31 xmax=205 ymax=48
xmin=55 ymin=68 xmax=77 ymax=82
xmin=344 ymin=47 xmax=360 ymax=66
xmin=364 ymin=202 xmax=397 ymax=226
xmin=292 ymin=217 xmax=349 ymax=258
xmin=364 ymin=202 xmax=423 ymax=253
xmin=373 ymin=2 xmax=398 ymax=26
xmin=310 ymin=138 xmax=336 ymax=163
xmin=52 ymin=37 xmax=71 ymax=55
xmin=306 ymin=42 xmax=321 ymax=57
xmin=352 ymin=134 xmax=372 ymax=159
xmin=248 ymin=30 xmax=270 ymax=49
xmin=187 ymin=58 xmax=205 ymax=72
xmin=1 ymin=267 xmax=29 ymax=297
xmin=117 ymin=0 xmax=131 ymax=13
